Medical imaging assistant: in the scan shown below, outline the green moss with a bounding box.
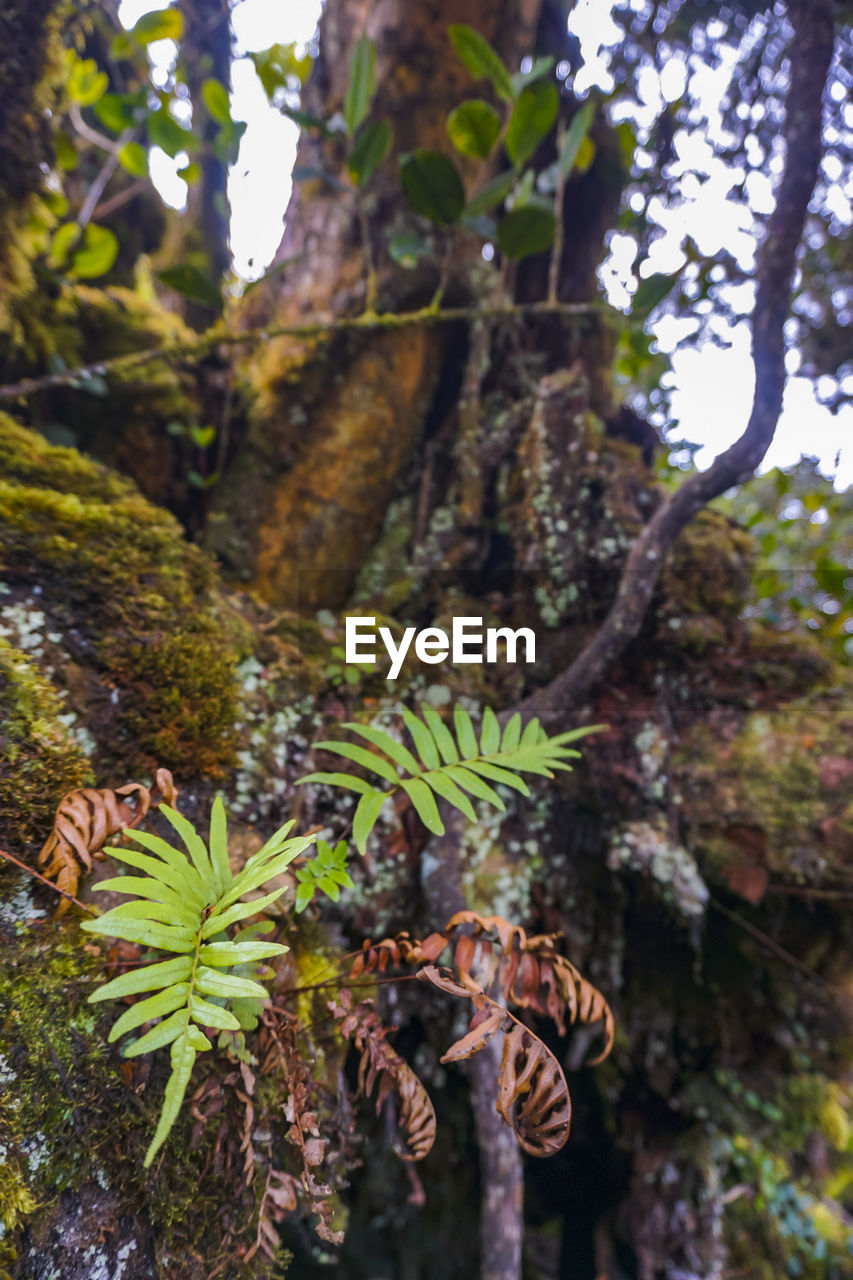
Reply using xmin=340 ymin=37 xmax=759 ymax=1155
xmin=0 ymin=1 xmax=63 ymax=334
xmin=0 ymin=638 xmax=91 ymax=849
xmin=676 ymin=680 xmax=853 ymax=885
xmin=656 ymin=510 xmax=755 ymax=654
xmin=0 ymin=413 xmax=250 ymax=776
xmin=0 ymin=912 xmax=276 ymax=1276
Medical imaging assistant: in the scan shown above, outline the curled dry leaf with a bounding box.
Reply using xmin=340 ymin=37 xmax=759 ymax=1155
xmin=331 ymin=991 xmax=436 ymax=1161
xmin=497 ymin=1023 xmax=571 ymax=1157
xmin=37 ymin=767 xmax=177 ymax=913
xmin=357 ymin=913 xmax=613 ymax=1159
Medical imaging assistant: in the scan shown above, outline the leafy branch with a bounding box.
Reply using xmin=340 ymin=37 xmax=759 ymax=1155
xmin=298 ymin=703 xmax=605 ymax=853
xmin=81 ymin=799 xmax=316 ymax=1166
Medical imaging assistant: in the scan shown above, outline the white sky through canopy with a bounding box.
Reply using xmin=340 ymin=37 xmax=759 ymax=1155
xmin=117 ymin=0 xmax=853 ymax=487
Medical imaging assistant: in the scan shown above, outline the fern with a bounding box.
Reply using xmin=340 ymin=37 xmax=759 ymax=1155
xmin=81 ymin=798 xmax=315 ymax=1167
xmin=297 ymin=705 xmax=605 ymax=853
xmin=294 ymin=839 xmax=354 ymax=913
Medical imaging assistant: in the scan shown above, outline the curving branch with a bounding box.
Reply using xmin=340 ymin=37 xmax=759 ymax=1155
xmin=517 ymin=0 xmax=836 ymax=727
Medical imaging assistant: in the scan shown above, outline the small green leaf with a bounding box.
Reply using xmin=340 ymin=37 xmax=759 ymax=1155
xmin=447 ymin=99 xmax=501 ymax=159
xmin=419 ymin=704 xmax=459 ymax=765
xmin=189 ymin=993 xmax=241 ymax=1031
xmin=422 ymin=770 xmax=477 ymax=822
xmin=453 ymin=704 xmax=479 ymax=759
xmin=296 ymin=771 xmax=376 ymax=794
xmin=388 ymin=233 xmax=431 ymax=268
xmin=632 ymin=272 xmax=678 ymax=318
xmin=444 ymin=765 xmax=505 ymax=812
xmin=95 ymin=93 xmax=135 ymax=134
xmin=190 ymin=424 xmax=216 ymax=448
xmin=505 ymin=81 xmax=559 ymax=167
xmin=201 ymin=77 xmax=231 ymax=125
xmin=54 ymin=130 xmax=78 ymax=171
xmin=108 ymin=983 xmax=190 ymax=1042
xmin=69 ymin=224 xmax=119 ymax=279
xmin=147 ymin=109 xmax=192 ymax=158
xmin=195 ymin=966 xmax=268 ymax=1001
xmin=448 ymin=25 xmax=514 ymax=102
xmin=143 ymin=1031 xmax=196 ymax=1167
xmin=501 ymin=712 xmax=522 ymax=752
xmin=480 ymin=706 xmax=501 ymax=755
xmin=81 ymin=915 xmax=197 ymax=952
xmin=48 ymin=223 xmax=81 ymax=269
xmin=208 ymin=795 xmax=230 ymax=895
xmin=465 ymin=170 xmax=514 ymax=217
xmin=124 ymin=1009 xmax=187 ymax=1058
xmin=199 ymin=940 xmax=288 ymax=966
xmin=344 ymin=722 xmax=421 ymax=775
xmin=399 ymin=778 xmax=444 ymax=836
xmin=88 ymin=955 xmax=193 ymax=1003
xmin=497 ymin=206 xmax=555 ymax=259
xmin=156 ymin=265 xmax=223 ymax=312
xmin=201 ymin=886 xmax=286 ymax=936
xmin=280 ymin=107 xmax=332 ymax=136
xmin=117 ymin=141 xmax=148 ymax=177
xmin=400 ymin=707 xmax=441 ymax=771
xmin=295 ymin=881 xmax=314 ymax=912
xmin=177 ymin=159 xmax=201 ymax=183
xmin=353 ymin=790 xmax=389 ymax=855
xmin=344 ymin=35 xmax=376 ymax=136
xmin=133 ymin=8 xmax=185 ymax=44
xmin=520 ymin=717 xmax=542 ymax=747
xmin=400 ymin=150 xmax=465 ymax=225
xmin=68 ymin=57 xmax=108 ymax=107
xmin=349 ymin=118 xmax=392 ymax=186
xmin=314 ymin=739 xmax=401 ymax=785
xmin=465 ymin=760 xmax=530 ymax=795
xmin=558 ymin=101 xmax=595 ymax=180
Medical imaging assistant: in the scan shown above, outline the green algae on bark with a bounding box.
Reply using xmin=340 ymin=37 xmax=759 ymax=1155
xmin=0 ymin=638 xmax=92 ymax=852
xmin=675 ymin=680 xmax=853 ymax=889
xmin=0 ymin=413 xmax=249 ymax=778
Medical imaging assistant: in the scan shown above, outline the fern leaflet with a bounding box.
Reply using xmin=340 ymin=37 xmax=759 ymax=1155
xmin=82 ymin=797 xmax=315 ymax=1167
xmin=298 ymin=705 xmax=605 ymax=853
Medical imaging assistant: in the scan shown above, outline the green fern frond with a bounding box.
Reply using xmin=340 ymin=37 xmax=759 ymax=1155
xmin=82 ymin=797 xmax=314 ymax=1168
xmin=298 ymin=705 xmax=606 ymax=853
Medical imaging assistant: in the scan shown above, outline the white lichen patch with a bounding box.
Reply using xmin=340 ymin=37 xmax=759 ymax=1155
xmin=0 ymin=876 xmax=48 ymax=933
xmin=608 ymin=820 xmax=709 ymax=920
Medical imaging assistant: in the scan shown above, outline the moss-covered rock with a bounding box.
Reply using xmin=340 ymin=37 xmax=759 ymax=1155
xmin=0 ymin=413 xmax=250 ymax=781
xmin=675 ymin=680 xmax=853 ymax=889
xmin=0 ymin=638 xmax=91 ymax=851
xmin=3 ymin=284 xmax=205 ymax=511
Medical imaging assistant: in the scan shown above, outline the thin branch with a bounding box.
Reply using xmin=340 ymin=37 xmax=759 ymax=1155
xmin=710 ymin=898 xmax=828 ymax=989
xmin=0 ymin=299 xmax=598 ymax=404
xmin=515 ymin=0 xmax=835 ymax=727
xmin=0 ymin=845 xmax=98 ymax=916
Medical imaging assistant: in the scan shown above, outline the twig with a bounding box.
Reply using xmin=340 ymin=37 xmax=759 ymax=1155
xmin=0 ymin=299 xmax=598 ymax=404
xmin=0 ymin=845 xmax=98 ymax=916
xmin=513 ymin=0 xmax=835 ymax=727
xmin=710 ymin=897 xmax=828 ymax=988
xmin=547 ymin=122 xmax=566 ymax=305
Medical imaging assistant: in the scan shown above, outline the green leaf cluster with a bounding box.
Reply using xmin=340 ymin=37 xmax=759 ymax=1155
xmin=294 ymin=840 xmax=355 ymax=912
xmin=299 ymin=706 xmax=605 ymax=853
xmin=82 ymin=800 xmax=315 ymax=1167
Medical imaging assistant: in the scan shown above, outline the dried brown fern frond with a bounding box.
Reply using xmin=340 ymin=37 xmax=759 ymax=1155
xmin=331 ymin=989 xmax=436 ymax=1161
xmin=37 ymin=767 xmax=177 ymax=913
xmin=348 ymin=910 xmax=613 ymax=1158
xmin=418 ymin=963 xmax=572 ymax=1157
